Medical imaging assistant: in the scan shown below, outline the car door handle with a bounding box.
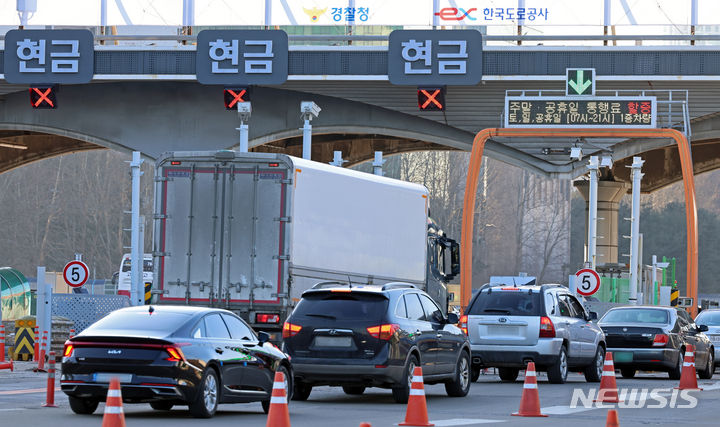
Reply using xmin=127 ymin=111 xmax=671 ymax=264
xmin=436 ymin=333 xmax=443 ymax=338
xmin=215 ymin=347 xmax=224 ymax=354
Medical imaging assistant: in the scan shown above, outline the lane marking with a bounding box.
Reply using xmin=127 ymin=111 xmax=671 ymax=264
xmin=0 ymin=408 xmax=27 ymax=412
xmin=0 ymin=387 xmax=60 ymax=395
xmin=428 ymin=419 xmax=506 ymax=426
xmin=699 ymin=383 xmax=720 ymax=391
xmin=541 ymin=405 xmax=595 ymax=415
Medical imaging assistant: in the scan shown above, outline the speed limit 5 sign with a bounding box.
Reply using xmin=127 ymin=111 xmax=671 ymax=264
xmin=575 ymin=268 xmax=601 ymax=296
xmin=63 ymin=260 xmax=89 ymax=288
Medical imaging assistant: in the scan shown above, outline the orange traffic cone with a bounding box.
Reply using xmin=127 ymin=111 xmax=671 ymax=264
xmin=266 ymin=371 xmax=291 ymax=427
xmin=675 ymin=344 xmax=702 ymax=390
xmin=511 ymin=362 xmax=547 ymax=417
xmin=595 ymin=352 xmax=621 ymax=403
xmin=101 ymin=378 xmax=126 ymax=427
xmin=606 ymin=409 xmax=620 ymax=427
xmin=360 ymin=424 xmax=372 ymax=427
xmin=399 ymin=367 xmax=434 ymax=426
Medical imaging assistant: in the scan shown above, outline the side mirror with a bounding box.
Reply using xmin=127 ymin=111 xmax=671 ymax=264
xmin=699 ymin=324 xmax=709 ymax=332
xmin=432 ymin=310 xmax=445 ymax=324
xmin=449 ymin=240 xmax=460 ymax=278
xmin=258 ymin=331 xmax=270 ymax=345
xmin=588 ymin=311 xmax=598 ymax=321
xmin=447 ymin=312 xmax=459 ymax=324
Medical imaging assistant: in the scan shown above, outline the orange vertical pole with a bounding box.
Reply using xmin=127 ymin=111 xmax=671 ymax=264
xmin=460 ymin=128 xmax=698 ymax=316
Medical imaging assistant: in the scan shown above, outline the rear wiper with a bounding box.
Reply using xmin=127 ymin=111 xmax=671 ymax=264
xmin=483 ymin=308 xmax=511 ymax=314
xmin=305 ymin=313 xmax=337 ymax=319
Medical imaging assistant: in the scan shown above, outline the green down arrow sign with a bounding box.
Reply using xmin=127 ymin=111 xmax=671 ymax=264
xmin=566 ymin=68 xmax=595 ymax=96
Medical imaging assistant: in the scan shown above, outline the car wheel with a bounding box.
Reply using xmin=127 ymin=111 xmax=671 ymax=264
xmin=392 ymin=354 xmax=419 ymax=404
xmin=342 ymin=386 xmax=366 ymax=395
xmin=292 ymin=382 xmax=312 ymax=401
xmin=188 ymin=367 xmax=219 ymax=418
xmin=584 ymin=347 xmax=605 ymax=383
xmin=547 ymin=345 xmax=569 ymax=384
xmin=698 ymin=350 xmax=715 ymax=380
xmin=68 ymin=396 xmax=99 ymax=415
xmin=150 ymin=401 xmax=174 ymax=411
xmin=668 ymin=349 xmax=684 ymax=380
xmin=471 ymin=365 xmax=481 ymax=382
xmin=262 ymin=365 xmax=292 ymax=414
xmin=498 ymin=367 xmax=520 ymax=382
xmin=620 ymin=368 xmax=636 ymax=379
xmin=445 ymin=351 xmax=471 ymax=397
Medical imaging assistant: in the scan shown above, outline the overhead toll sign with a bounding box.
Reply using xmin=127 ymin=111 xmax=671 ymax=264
xmin=3 ymin=29 xmax=94 ymax=84
xmin=566 ymin=68 xmax=595 ymax=96
xmin=504 ymin=97 xmax=657 ymax=128
xmin=388 ymin=30 xmax=482 ymax=86
xmin=196 ymin=30 xmax=288 ymax=86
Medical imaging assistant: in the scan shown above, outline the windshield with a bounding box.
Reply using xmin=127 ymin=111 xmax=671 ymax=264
xmin=85 ymin=309 xmax=191 ymax=334
xmin=467 ymin=289 xmax=543 ymax=316
xmin=696 ymin=311 xmax=720 ymax=326
xmin=293 ymin=292 xmax=388 ymax=322
xmin=601 ymin=308 xmax=669 ymax=324
xmin=122 ymin=259 xmax=153 ymax=272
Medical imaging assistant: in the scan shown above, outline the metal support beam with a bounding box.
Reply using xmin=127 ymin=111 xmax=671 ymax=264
xmin=587 ymin=156 xmax=599 ymax=269
xmin=628 ymin=156 xmax=644 ymax=305
xmin=329 ymin=151 xmax=346 ymax=167
xmin=237 ymin=102 xmax=251 ymax=153
xmin=372 ymin=151 xmax=384 ymax=176
xmin=130 ymin=151 xmax=144 ymax=306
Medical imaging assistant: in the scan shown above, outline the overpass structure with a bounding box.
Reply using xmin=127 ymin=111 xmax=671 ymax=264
xmin=0 ymin=31 xmax=720 ymax=191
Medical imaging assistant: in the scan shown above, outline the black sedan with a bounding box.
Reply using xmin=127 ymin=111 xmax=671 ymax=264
xmin=598 ymin=306 xmax=714 ymax=379
xmin=61 ymin=305 xmax=292 ymax=418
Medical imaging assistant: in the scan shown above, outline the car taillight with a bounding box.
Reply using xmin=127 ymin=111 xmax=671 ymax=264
xmin=283 ymin=322 xmax=302 ymax=339
xmin=367 ymin=324 xmax=400 ymax=341
xmin=459 ymin=315 xmax=468 ymax=335
xmin=652 ymin=333 xmax=669 ymax=347
xmin=539 ymin=316 xmax=555 ymax=338
xmin=256 ymin=313 xmax=280 ymax=324
xmin=164 ymin=346 xmax=184 ymax=362
xmin=63 ymin=343 xmax=74 ymax=358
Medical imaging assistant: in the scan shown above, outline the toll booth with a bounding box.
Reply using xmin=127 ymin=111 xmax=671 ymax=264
xmin=594 ymin=263 xmax=669 ymax=305
xmin=0 ymin=267 xmax=31 ymax=321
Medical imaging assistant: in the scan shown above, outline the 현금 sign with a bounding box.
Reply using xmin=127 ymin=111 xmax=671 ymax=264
xmin=504 ymin=97 xmax=657 ymax=128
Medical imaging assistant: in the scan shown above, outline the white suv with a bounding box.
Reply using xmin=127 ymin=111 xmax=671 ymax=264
xmin=461 ymin=283 xmax=606 ymax=384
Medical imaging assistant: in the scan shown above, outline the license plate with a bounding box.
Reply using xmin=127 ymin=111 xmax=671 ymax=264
xmin=314 ymin=336 xmax=352 ymax=347
xmin=709 ymin=335 xmax=720 ymax=343
xmin=613 ymin=352 xmax=634 ymax=363
xmin=487 ymin=326 xmax=520 ymax=336
xmin=94 ymin=373 xmax=133 ymax=383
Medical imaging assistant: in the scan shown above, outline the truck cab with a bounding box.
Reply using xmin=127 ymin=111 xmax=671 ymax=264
xmin=426 ymin=218 xmax=460 ymax=314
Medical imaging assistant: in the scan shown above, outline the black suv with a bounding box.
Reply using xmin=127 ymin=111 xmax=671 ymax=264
xmin=282 ymin=282 xmax=471 ymax=403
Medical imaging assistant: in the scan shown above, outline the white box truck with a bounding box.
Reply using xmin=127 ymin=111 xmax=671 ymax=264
xmin=152 ymin=151 xmax=459 ymax=339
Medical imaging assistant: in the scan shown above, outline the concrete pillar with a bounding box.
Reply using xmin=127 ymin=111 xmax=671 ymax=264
xmin=574 ymin=180 xmax=628 ymax=265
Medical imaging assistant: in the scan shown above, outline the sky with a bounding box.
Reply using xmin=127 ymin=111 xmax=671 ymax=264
xmin=1 ymin=0 xmax=720 ymax=27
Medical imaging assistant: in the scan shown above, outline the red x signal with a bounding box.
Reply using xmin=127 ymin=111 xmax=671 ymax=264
xmin=224 ymin=88 xmax=249 ymax=110
xmin=417 ymin=88 xmax=445 ymax=111
xmin=29 ymin=87 xmax=56 ymax=109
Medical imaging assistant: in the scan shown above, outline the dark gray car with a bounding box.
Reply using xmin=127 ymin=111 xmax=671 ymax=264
xmin=599 ymin=306 xmax=714 ymax=379
xmin=282 ymin=282 xmax=471 ymax=403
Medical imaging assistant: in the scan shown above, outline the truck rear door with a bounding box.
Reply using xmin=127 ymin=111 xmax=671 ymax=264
xmin=155 ymin=156 xmax=290 ymax=307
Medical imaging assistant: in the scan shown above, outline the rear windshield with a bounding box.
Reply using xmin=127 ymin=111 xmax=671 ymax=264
xmin=467 ymin=289 xmax=543 ymax=316
xmin=601 ymin=309 xmax=669 ymax=324
xmin=696 ymin=311 xmax=720 ymax=326
xmin=86 ymin=309 xmax=192 ymax=333
xmin=293 ymin=292 xmax=388 ymax=321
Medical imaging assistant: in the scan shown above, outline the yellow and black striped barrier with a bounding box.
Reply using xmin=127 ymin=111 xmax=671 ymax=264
xmin=145 ymin=282 xmax=152 ymax=304
xmin=671 ymin=288 xmax=679 ymax=306
xmin=13 ymin=318 xmax=35 ymax=361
